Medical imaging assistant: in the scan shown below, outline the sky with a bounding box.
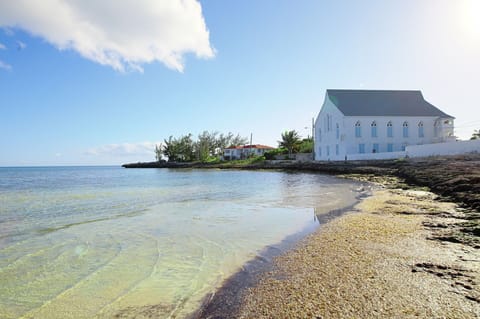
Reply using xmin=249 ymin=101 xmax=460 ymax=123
xmin=0 ymin=0 xmax=479 ymax=166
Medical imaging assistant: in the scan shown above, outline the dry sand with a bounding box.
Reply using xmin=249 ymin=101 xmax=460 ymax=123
xmin=236 ymin=188 xmax=480 ymax=318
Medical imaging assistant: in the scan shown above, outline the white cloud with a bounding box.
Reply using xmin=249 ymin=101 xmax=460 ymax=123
xmin=0 ymin=60 xmax=12 ymax=71
xmin=16 ymin=40 xmax=26 ymax=50
xmin=0 ymin=43 xmax=5 ymax=50
xmin=0 ymin=0 xmax=215 ymax=72
xmin=3 ymin=27 xmax=14 ymax=36
xmin=86 ymin=142 xmax=161 ymax=157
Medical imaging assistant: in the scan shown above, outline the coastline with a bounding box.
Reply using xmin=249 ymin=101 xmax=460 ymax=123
xmin=235 ymin=186 xmax=480 ymax=318
xmin=189 ymin=184 xmax=372 ymax=319
xmin=194 ymin=181 xmax=480 ymax=318
xmin=122 ymin=154 xmax=480 ymax=213
xmin=186 ymin=155 xmax=480 ymax=318
xmin=123 ymin=154 xmax=480 ymax=318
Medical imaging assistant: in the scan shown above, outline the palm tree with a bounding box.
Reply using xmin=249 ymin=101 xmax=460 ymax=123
xmin=470 ymin=129 xmax=480 ymax=140
xmin=279 ymin=130 xmax=301 ymax=159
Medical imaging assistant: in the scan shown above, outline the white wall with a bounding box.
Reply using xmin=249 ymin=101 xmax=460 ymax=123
xmin=318 ymin=140 xmax=479 ymax=162
xmin=346 ymin=151 xmax=406 ymax=161
xmin=406 ymin=139 xmax=480 ymax=157
xmin=343 ymin=116 xmax=440 ymax=155
xmin=314 ymin=93 xmax=346 ymax=161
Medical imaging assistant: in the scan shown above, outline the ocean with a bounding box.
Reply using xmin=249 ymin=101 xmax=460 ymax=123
xmin=0 ymin=166 xmax=360 ymax=318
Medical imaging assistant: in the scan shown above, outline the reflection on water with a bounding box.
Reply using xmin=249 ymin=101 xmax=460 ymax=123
xmin=0 ymin=167 xmax=360 ymax=318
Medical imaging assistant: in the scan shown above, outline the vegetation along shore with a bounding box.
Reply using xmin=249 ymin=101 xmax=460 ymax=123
xmin=125 ymin=154 xmax=480 ymax=318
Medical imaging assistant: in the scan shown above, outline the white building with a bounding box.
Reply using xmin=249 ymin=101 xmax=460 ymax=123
xmin=223 ymin=144 xmax=274 ymax=160
xmin=314 ymin=90 xmax=455 ymax=161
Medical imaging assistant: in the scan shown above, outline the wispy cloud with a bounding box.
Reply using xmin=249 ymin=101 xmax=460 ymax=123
xmin=16 ymin=40 xmax=26 ymax=50
xmin=3 ymin=27 xmax=14 ymax=36
xmin=85 ymin=142 xmax=160 ymax=157
xmin=0 ymin=43 xmax=5 ymax=50
xmin=0 ymin=60 xmax=12 ymax=71
xmin=0 ymin=0 xmax=215 ymax=72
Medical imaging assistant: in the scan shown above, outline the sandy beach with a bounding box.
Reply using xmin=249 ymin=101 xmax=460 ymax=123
xmin=237 ymin=186 xmax=480 ymax=318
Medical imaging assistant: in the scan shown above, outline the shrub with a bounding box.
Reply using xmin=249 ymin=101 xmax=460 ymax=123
xmin=264 ymin=148 xmax=288 ymax=160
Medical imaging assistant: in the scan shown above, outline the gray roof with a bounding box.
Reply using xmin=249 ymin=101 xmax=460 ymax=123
xmin=327 ymin=89 xmax=454 ymax=118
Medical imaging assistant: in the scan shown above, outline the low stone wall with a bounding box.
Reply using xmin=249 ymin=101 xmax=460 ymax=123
xmin=273 ymin=153 xmax=313 ymax=161
xmin=294 ymin=153 xmax=313 ymax=161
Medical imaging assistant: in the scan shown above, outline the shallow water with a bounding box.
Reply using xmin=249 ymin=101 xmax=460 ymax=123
xmin=0 ymin=167 xmax=360 ymax=318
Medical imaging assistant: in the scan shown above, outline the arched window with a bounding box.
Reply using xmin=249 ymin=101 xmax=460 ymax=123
xmin=403 ymin=121 xmax=409 ymax=138
xmin=327 ymin=115 xmax=332 ymax=131
xmin=418 ymin=121 xmax=424 ymax=138
xmin=434 ymin=120 xmax=440 ymax=137
xmin=355 ymin=121 xmax=361 ymax=138
xmin=371 ymin=121 xmax=377 ymax=138
xmin=318 ymin=128 xmax=322 ymax=142
xmin=387 ymin=121 xmax=393 ymax=137
xmin=336 ymin=123 xmax=340 ymax=139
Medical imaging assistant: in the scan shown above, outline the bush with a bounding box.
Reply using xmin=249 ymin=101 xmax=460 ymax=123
xmin=264 ymin=148 xmax=288 ymax=160
xmin=298 ymin=139 xmax=313 ymax=153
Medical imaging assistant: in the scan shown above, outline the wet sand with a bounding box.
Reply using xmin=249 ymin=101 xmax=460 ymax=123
xmin=196 ymin=184 xmax=480 ymax=318
xmin=238 ymin=187 xmax=480 ymax=318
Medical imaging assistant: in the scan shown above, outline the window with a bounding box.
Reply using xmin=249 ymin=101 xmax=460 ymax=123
xmin=326 ymin=146 xmax=330 ymax=156
xmin=359 ymin=143 xmax=365 ymax=154
xmin=355 ymin=121 xmax=361 ymax=137
xmin=318 ymin=147 xmax=322 ymax=157
xmin=373 ymin=143 xmax=379 ymax=153
xmin=401 ymin=144 xmax=407 ymax=151
xmin=418 ymin=122 xmax=424 ymax=138
xmin=335 ymin=144 xmax=339 ymax=155
xmin=387 ymin=121 xmax=393 ymax=138
xmin=371 ymin=121 xmax=377 ymax=138
xmin=326 ymin=115 xmax=332 ymax=131
xmin=403 ymin=121 xmax=409 ymax=138
xmin=336 ymin=123 xmax=340 ymax=139
xmin=387 ymin=143 xmax=393 ymax=152
xmin=318 ymin=128 xmax=322 ymax=142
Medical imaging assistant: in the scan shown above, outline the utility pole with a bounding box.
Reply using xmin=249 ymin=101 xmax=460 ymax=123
xmin=250 ymin=133 xmax=253 ymax=157
xmin=312 ymin=117 xmax=315 ymax=160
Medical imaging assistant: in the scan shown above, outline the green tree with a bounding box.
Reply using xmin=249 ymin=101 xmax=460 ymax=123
xmin=154 ymin=143 xmax=163 ymax=161
xmin=196 ymin=131 xmax=218 ymax=162
xmin=159 ymin=131 xmax=249 ymax=162
xmin=179 ymin=134 xmax=195 ymax=161
xmin=278 ymin=130 xmax=301 ymax=158
xmin=162 ymin=136 xmax=180 ymax=162
xmin=470 ymin=129 xmax=480 ymax=140
xmin=298 ymin=137 xmax=314 ymax=153
xmin=229 ymin=134 xmax=249 ymax=148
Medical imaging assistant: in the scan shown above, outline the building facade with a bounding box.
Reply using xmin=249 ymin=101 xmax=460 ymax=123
xmin=314 ymin=90 xmax=455 ymax=161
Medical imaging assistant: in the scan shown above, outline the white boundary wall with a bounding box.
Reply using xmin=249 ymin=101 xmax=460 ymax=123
xmin=316 ymin=140 xmax=479 ymax=162
xmin=346 ymin=151 xmax=406 ymax=161
xmin=406 ymin=139 xmax=480 ymax=158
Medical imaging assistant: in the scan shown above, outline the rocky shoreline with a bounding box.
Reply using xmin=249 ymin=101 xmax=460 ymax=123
xmin=124 ymin=154 xmax=480 ymax=215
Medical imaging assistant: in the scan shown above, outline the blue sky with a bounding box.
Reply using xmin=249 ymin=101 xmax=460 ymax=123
xmin=0 ymin=0 xmax=479 ymax=166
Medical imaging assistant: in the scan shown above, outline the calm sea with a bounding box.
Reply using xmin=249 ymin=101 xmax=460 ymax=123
xmin=0 ymin=166 xmax=360 ymax=318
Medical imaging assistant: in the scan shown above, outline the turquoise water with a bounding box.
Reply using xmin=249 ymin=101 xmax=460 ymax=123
xmin=0 ymin=167 xmax=360 ymax=318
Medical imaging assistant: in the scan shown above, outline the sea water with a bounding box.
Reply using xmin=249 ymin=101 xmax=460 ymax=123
xmin=0 ymin=166 xmax=360 ymax=318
